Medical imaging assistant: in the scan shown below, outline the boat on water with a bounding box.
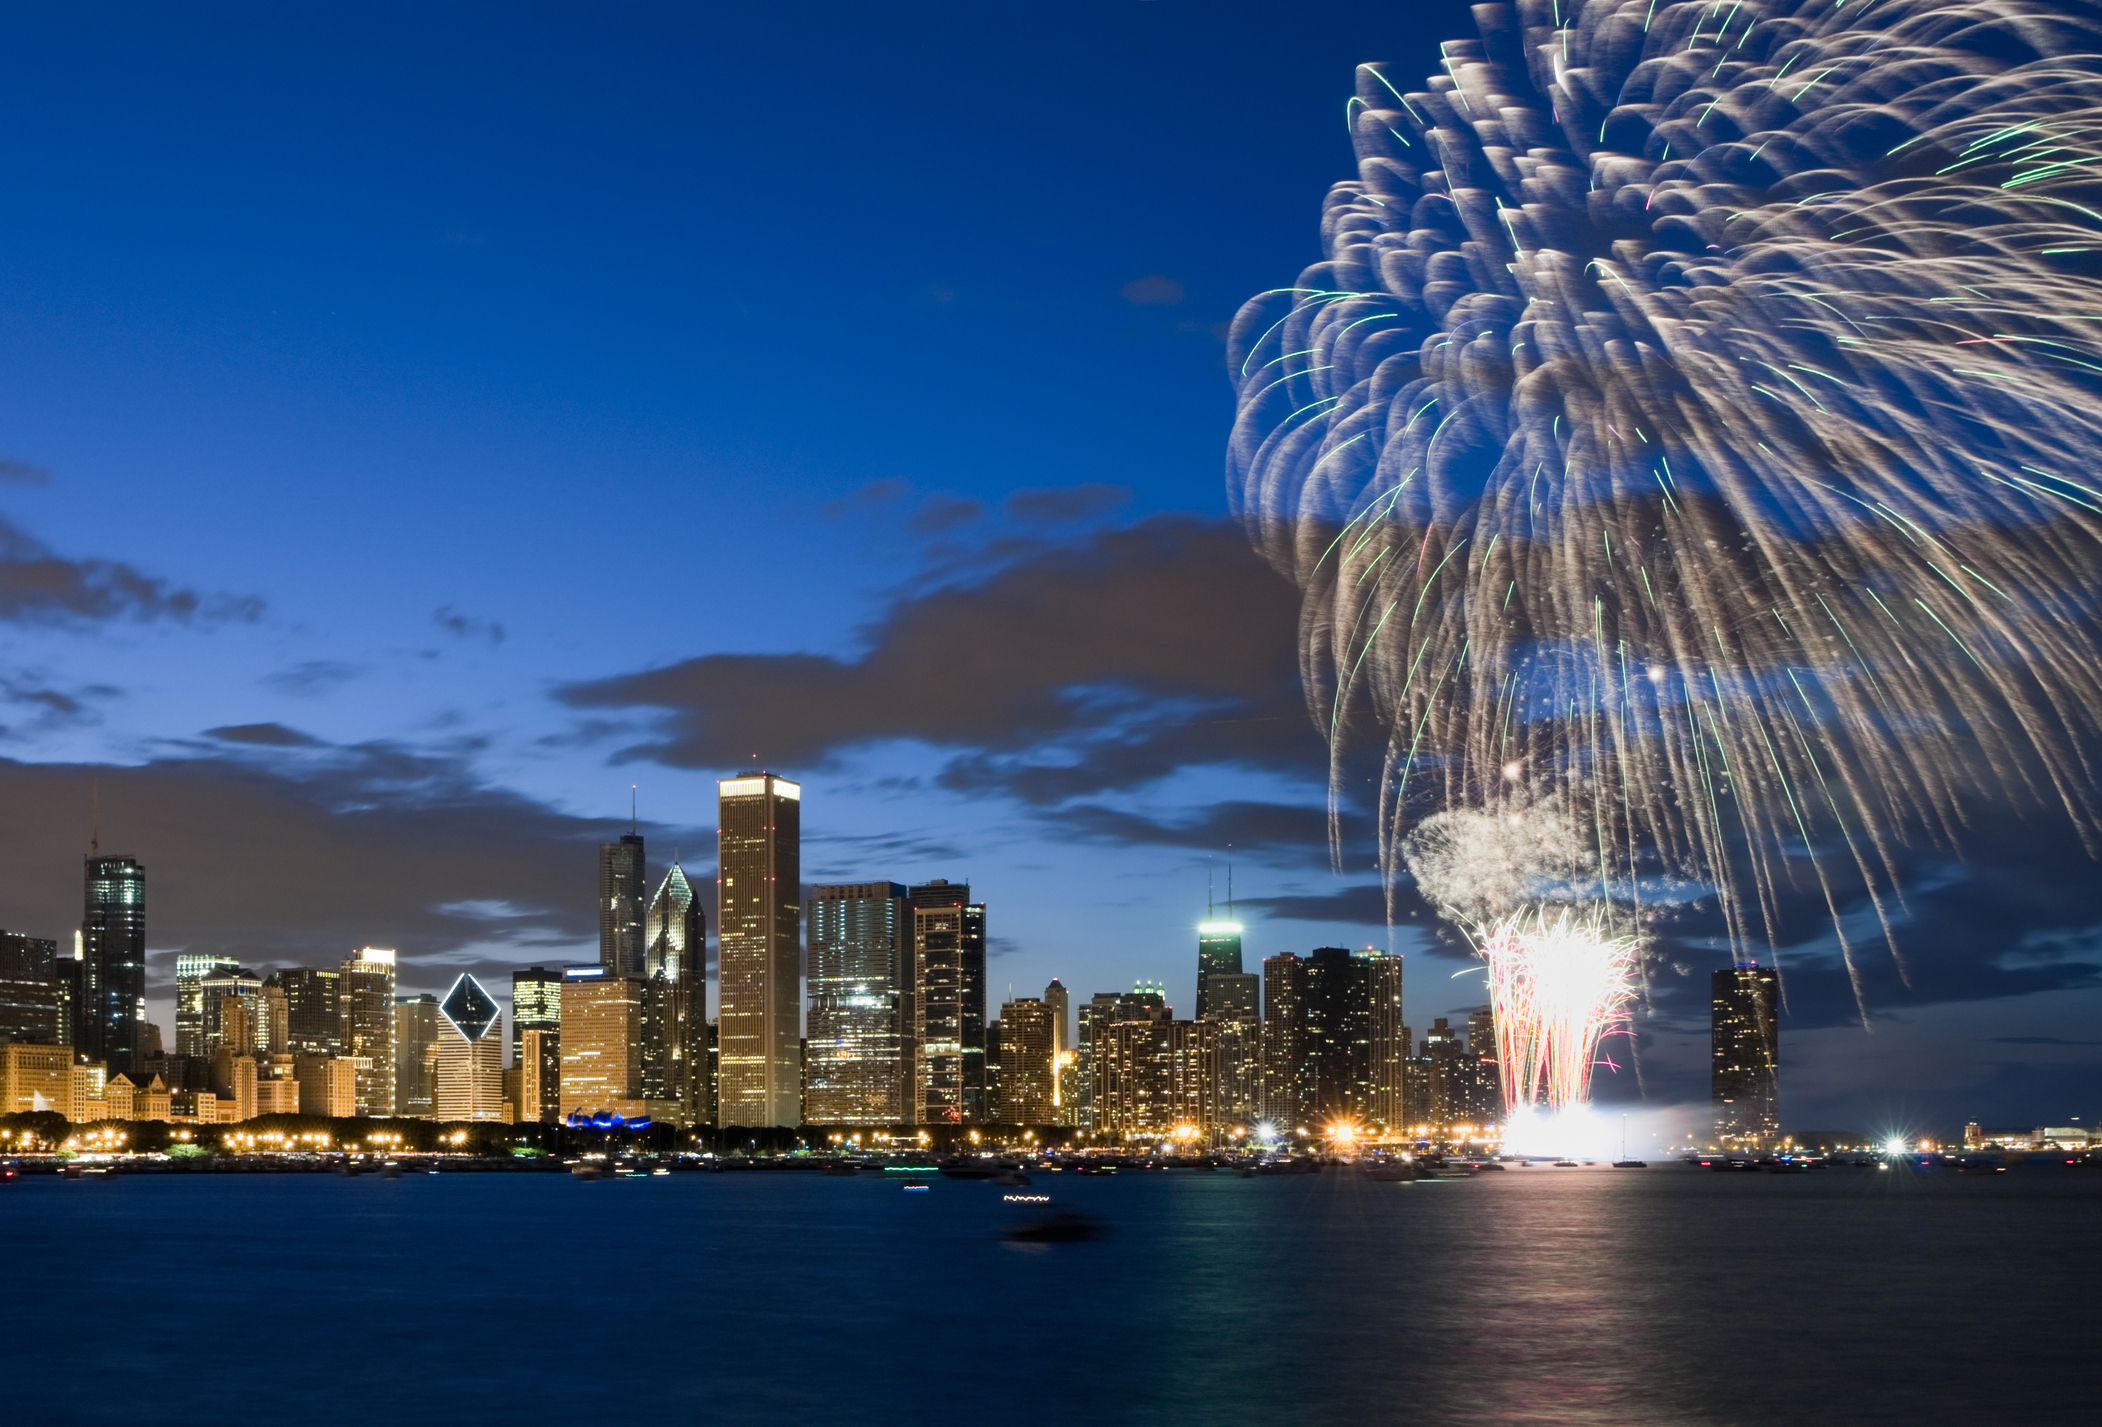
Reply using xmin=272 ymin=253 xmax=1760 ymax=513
xmin=939 ymin=1161 xmax=1001 ymax=1180
xmin=990 ymin=1168 xmax=1032 ymax=1186
xmin=1552 ymin=1159 xmax=1581 ymax=1167
xmin=1612 ymin=1160 xmax=1648 ymax=1168
xmin=1363 ymin=1162 xmax=1419 ymax=1182
xmin=1002 ymin=1209 xmax=1106 ymax=1244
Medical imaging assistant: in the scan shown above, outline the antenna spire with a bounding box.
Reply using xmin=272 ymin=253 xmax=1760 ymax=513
xmin=1227 ymin=860 xmax=1234 ymax=919
xmin=90 ymin=776 xmax=100 ymax=855
xmin=1207 ymin=858 xmax=1215 ymax=919
xmin=630 ymin=784 xmax=638 ymax=836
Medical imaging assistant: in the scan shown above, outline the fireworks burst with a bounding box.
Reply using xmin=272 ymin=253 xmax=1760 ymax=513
xmin=1230 ymin=0 xmax=2102 ymax=1024
xmin=1477 ymin=905 xmax=1640 ymax=1112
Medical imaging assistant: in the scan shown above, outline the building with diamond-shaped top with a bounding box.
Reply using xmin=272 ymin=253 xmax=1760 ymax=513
xmin=434 ymin=973 xmax=506 ymax=1121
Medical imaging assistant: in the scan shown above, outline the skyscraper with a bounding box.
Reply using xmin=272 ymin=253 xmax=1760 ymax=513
xmin=176 ymin=953 xmax=240 ymax=1058
xmin=0 ymin=932 xmax=61 ymax=1045
xmin=340 ymin=948 xmax=397 ymax=1116
xmin=642 ymin=862 xmax=706 ymax=1122
xmin=1043 ymin=978 xmax=1071 ymax=1123
xmin=434 ymin=974 xmax=506 ymax=1121
xmin=200 ymin=967 xmax=266 ymax=1056
xmin=273 ymin=967 xmax=344 ymax=1056
xmin=1094 ymin=1014 xmax=1220 ymax=1135
xmin=394 ymin=993 xmax=441 ymax=1117
xmin=997 ymin=996 xmax=1055 ymax=1124
xmin=512 ymin=966 xmax=562 ymax=1121
xmin=599 ymin=831 xmax=647 ymax=979
xmin=716 ymin=773 xmax=802 ymax=1128
xmin=517 ymin=1028 xmax=557 ymax=1124
xmin=1712 ymin=962 xmax=1780 ymax=1149
xmin=1260 ymin=952 xmax=1307 ymax=1126
xmin=1195 ymin=901 xmax=1261 ymax=1123
xmin=1044 ymin=978 xmax=1069 ymax=1059
xmin=559 ymin=965 xmax=646 ymax=1118
xmin=909 ymin=881 xmax=985 ymax=1125
xmin=80 ymin=855 xmax=146 ymax=1075
xmin=806 ymin=881 xmax=907 ymax=1126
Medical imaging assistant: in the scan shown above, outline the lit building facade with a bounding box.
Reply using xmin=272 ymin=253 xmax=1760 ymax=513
xmin=996 ymin=996 xmax=1055 ymax=1124
xmin=434 ymin=973 xmax=506 ymax=1121
xmin=716 ymin=774 xmax=801 ymax=1128
xmin=80 ymin=854 xmax=147 ymax=1076
xmin=200 ymin=967 xmax=266 ymax=1058
xmin=293 ymin=1055 xmax=359 ymax=1117
xmin=0 ymin=932 xmax=61 ymax=1045
xmin=805 ymin=881 xmax=907 ymax=1125
xmin=1196 ymin=914 xmax=1261 ymax=1124
xmin=1093 ymin=1013 xmax=1219 ymax=1135
xmin=273 ymin=967 xmax=344 ymax=1056
xmin=1712 ymin=962 xmax=1780 ymax=1149
xmin=394 ymin=994 xmax=441 ymax=1117
xmin=600 ymin=832 xmax=647 ymax=979
xmin=175 ymin=953 xmax=239 ymax=1059
xmin=0 ymin=1042 xmax=72 ymax=1114
xmin=1260 ymin=953 xmax=1307 ymax=1125
xmin=910 ymin=881 xmax=985 ymax=1124
xmin=559 ymin=966 xmax=647 ymax=1118
xmin=518 ymin=1028 xmax=557 ymax=1124
xmin=512 ymin=967 xmax=562 ymax=1121
xmin=340 ymin=949 xmax=398 ymax=1116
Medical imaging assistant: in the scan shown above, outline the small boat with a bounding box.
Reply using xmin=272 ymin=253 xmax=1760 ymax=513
xmin=822 ymin=1162 xmax=858 ymax=1177
xmin=569 ymin=1165 xmax=603 ymax=1182
xmin=1612 ymin=1160 xmax=1648 ymax=1169
xmin=990 ymin=1169 xmax=1032 ymax=1186
xmin=939 ymin=1161 xmax=1000 ymax=1180
xmin=1002 ymin=1209 xmax=1106 ymax=1244
xmin=379 ymin=1163 xmax=402 ymax=1179
xmin=901 ymin=1176 xmax=931 ymax=1192
xmin=1553 ymin=1159 xmax=1580 ymax=1167
xmin=1075 ymin=1163 xmax=1116 ymax=1177
xmin=1364 ymin=1161 xmax=1419 ymax=1182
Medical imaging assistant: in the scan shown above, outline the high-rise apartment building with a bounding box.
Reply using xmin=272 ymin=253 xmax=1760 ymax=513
xmin=1261 ymin=948 xmax=1404 ymax=1132
xmin=0 ymin=1042 xmax=72 ymax=1114
xmin=806 ymin=881 xmax=907 ymax=1126
xmin=80 ymin=855 xmax=146 ymax=1075
xmin=1712 ymin=962 xmax=1780 ymax=1149
xmin=996 ymin=996 xmax=1055 ymax=1124
xmin=340 ymin=949 xmax=398 ymax=1116
xmin=434 ymin=974 xmax=506 ymax=1121
xmin=599 ymin=831 xmax=647 ymax=980
xmin=717 ymin=774 xmax=801 ymax=1128
xmin=642 ymin=863 xmax=706 ymax=1122
xmin=512 ymin=966 xmax=562 ymax=1120
xmin=559 ymin=965 xmax=646 ymax=1118
xmin=909 ymin=883 xmax=988 ymax=1126
xmin=0 ymin=932 xmax=61 ymax=1045
xmin=910 ymin=881 xmax=985 ymax=1123
xmin=1093 ymin=1013 xmax=1220 ymax=1134
xmin=272 ymin=968 xmax=344 ymax=1056
xmin=1260 ymin=952 xmax=1307 ymax=1125
xmin=1043 ymin=978 xmax=1071 ymax=1123
xmin=518 ymin=1028 xmax=557 ymax=1123
xmin=176 ymin=953 xmax=239 ymax=1058
xmin=394 ymin=994 xmax=441 ymax=1117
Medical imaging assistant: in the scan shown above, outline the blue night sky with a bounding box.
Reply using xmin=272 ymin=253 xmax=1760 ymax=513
xmin=0 ymin=0 xmax=2096 ymax=1139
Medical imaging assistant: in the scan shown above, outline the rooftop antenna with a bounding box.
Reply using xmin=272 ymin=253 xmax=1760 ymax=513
xmin=1207 ymin=857 xmax=1215 ymax=919
xmin=630 ymin=785 xmax=638 ymax=836
xmin=90 ymin=775 xmax=100 ymax=855
xmin=1226 ymin=851 xmax=1235 ymax=920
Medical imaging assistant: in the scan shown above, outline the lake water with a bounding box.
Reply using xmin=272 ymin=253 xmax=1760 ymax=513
xmin=1 ymin=1161 xmax=2091 ymax=1424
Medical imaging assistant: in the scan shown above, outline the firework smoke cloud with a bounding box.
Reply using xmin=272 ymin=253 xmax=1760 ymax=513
xmin=1230 ymin=0 xmax=2102 ymax=1012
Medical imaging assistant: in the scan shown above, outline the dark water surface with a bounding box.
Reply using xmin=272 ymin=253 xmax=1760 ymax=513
xmin=2 ymin=1162 xmax=2092 ymax=1424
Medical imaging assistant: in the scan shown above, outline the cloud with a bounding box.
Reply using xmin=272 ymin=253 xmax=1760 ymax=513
xmin=264 ymin=660 xmax=364 ymax=697
xmin=0 ymin=457 xmax=50 ymax=486
xmin=1120 ymin=275 xmax=1185 ymax=306
xmin=819 ymin=478 xmax=909 ymax=520
xmin=206 ymin=723 xmax=324 ymax=747
xmin=560 ymin=516 xmax=1317 ymax=802
xmin=433 ymin=605 xmax=505 ymax=645
xmin=0 ymin=677 xmax=118 ymax=738
xmin=1003 ymin=484 xmax=1131 ymax=524
xmin=1043 ymin=800 xmax=1364 ymax=864
xmin=905 ymin=494 xmax=984 ymax=537
xmin=0 ymin=515 xmax=260 ymax=625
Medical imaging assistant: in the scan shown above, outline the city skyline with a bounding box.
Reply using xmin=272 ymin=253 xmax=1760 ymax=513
xmin=0 ymin=1 xmax=2094 ymax=1138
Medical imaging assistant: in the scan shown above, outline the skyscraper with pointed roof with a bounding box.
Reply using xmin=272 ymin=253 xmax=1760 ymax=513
xmin=642 ymin=862 xmax=707 ymax=1122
